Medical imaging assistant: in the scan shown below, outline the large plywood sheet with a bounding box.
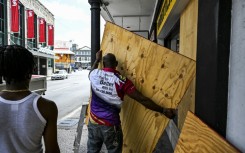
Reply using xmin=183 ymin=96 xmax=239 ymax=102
xmin=175 ymin=112 xmax=240 ymax=153
xmin=178 ymin=0 xmax=198 ymax=130
xmin=101 ymin=22 xmax=196 ymax=153
xmin=179 ymin=0 xmax=198 ymax=60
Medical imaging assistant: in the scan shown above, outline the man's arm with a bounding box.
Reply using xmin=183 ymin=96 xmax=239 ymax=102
xmin=38 ymin=97 xmax=60 ymax=153
xmin=127 ymin=89 xmax=176 ymax=119
xmin=89 ymin=50 xmax=102 ymax=74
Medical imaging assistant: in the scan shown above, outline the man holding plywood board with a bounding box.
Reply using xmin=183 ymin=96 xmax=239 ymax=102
xmin=87 ymin=50 xmax=176 ymax=153
xmin=87 ymin=22 xmax=196 ymax=153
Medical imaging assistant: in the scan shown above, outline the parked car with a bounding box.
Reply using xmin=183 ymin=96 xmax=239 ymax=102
xmin=51 ymin=70 xmax=68 ymax=80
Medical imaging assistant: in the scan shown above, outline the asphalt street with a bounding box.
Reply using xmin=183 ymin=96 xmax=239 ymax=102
xmin=43 ymin=70 xmax=91 ymax=120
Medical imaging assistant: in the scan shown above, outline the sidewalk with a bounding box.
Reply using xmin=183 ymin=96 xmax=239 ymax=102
xmin=57 ymin=106 xmax=87 ymax=153
xmin=57 ymin=105 xmax=107 ymax=153
xmin=57 ymin=105 xmax=173 ymax=153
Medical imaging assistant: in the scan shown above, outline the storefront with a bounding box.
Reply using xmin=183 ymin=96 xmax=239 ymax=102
xmin=0 ymin=0 xmax=55 ymax=76
xmin=89 ymin=0 xmax=244 ymax=151
xmin=53 ymin=48 xmax=75 ymax=73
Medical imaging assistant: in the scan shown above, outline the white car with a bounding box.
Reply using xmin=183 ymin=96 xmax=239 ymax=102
xmin=51 ymin=70 xmax=68 ymax=80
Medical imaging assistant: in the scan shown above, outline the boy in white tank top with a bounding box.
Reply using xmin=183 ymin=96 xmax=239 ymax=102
xmin=0 ymin=45 xmax=60 ymax=153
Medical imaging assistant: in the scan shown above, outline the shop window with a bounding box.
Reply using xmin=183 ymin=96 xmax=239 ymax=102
xmin=34 ymin=14 xmax=38 ymax=47
xmin=48 ymin=59 xmax=52 ymax=67
xmin=41 ymin=42 xmax=47 ymax=47
xmin=164 ymin=20 xmax=180 ymax=52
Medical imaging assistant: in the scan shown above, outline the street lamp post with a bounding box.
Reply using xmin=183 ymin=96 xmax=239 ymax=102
xmin=88 ymin=0 xmax=101 ymax=65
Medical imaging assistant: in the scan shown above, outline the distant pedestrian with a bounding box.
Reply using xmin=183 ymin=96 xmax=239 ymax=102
xmin=87 ymin=50 xmax=176 ymax=153
xmin=0 ymin=45 xmax=60 ymax=153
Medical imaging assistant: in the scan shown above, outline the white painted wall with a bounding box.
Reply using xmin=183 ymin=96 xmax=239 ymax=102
xmin=227 ymin=0 xmax=245 ymax=152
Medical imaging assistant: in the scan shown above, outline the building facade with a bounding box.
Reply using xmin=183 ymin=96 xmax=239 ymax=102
xmin=0 ymin=0 xmax=55 ymax=76
xmin=53 ymin=48 xmax=75 ymax=73
xmin=73 ymin=46 xmax=91 ymax=69
xmin=89 ymin=0 xmax=245 ymax=151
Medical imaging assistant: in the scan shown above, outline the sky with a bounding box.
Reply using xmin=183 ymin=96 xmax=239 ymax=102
xmin=39 ymin=0 xmax=105 ymax=48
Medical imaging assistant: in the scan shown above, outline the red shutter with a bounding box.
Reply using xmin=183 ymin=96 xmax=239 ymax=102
xmin=27 ymin=10 xmax=34 ymax=39
xmin=39 ymin=18 xmax=46 ymax=43
xmin=11 ymin=0 xmax=19 ymax=32
xmin=48 ymin=25 xmax=54 ymax=46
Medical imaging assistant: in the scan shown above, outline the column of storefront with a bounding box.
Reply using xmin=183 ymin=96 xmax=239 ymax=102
xmin=88 ymin=0 xmax=101 ymax=65
xmin=195 ymin=0 xmax=231 ymax=137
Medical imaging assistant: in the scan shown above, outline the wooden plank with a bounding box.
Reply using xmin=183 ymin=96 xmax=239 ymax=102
xmin=178 ymin=0 xmax=198 ymax=130
xmin=174 ymin=111 xmax=240 ymax=153
xmin=177 ymin=78 xmax=196 ymax=130
xmin=100 ymin=22 xmax=196 ymax=153
xmin=179 ymin=0 xmax=198 ymax=60
xmin=74 ymin=104 xmax=88 ymax=153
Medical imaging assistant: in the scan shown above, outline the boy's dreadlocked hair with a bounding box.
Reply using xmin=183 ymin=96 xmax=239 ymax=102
xmin=0 ymin=45 xmax=35 ymax=84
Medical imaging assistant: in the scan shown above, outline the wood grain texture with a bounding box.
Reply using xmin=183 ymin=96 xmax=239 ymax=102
xmin=101 ymin=22 xmax=196 ymax=153
xmin=179 ymin=0 xmax=198 ymax=60
xmin=178 ymin=0 xmax=198 ymax=130
xmin=174 ymin=111 xmax=241 ymax=153
xmin=177 ymin=78 xmax=195 ymax=130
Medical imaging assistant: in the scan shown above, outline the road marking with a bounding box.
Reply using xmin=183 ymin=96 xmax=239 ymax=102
xmin=59 ymin=106 xmax=82 ymax=121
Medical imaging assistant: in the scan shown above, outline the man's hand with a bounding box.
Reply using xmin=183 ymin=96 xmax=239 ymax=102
xmin=96 ymin=50 xmax=102 ymax=61
xmin=89 ymin=50 xmax=103 ymax=75
xmin=163 ymin=108 xmax=176 ymax=119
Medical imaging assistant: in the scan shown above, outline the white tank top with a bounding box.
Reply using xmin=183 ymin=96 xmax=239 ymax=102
xmin=0 ymin=92 xmax=47 ymax=153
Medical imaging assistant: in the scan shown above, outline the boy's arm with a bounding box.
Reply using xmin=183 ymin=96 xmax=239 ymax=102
xmin=38 ymin=97 xmax=60 ymax=153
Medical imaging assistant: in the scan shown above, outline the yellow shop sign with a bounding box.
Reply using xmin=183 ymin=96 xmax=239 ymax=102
xmin=157 ymin=0 xmax=176 ymax=36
